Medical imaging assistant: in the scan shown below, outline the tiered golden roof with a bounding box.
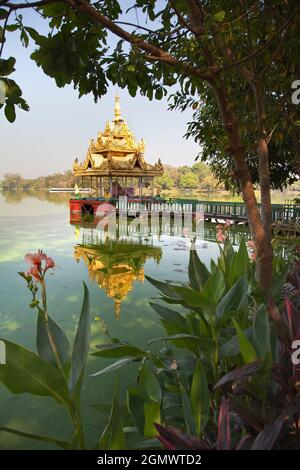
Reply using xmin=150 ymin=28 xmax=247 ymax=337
xmin=74 ymin=240 xmax=162 ymax=319
xmin=73 ymin=96 xmax=163 ymax=178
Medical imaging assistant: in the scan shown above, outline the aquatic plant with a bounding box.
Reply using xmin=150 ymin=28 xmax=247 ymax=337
xmin=0 ymin=241 xmax=297 ymax=450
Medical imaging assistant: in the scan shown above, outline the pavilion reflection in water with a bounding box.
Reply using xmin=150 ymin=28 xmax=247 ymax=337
xmin=74 ymin=235 xmax=162 ymax=319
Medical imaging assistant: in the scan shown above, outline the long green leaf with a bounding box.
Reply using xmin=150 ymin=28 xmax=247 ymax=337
xmin=229 ymin=238 xmax=249 ymax=285
xmin=92 ymin=344 xmax=147 ymax=359
xmin=145 ymin=276 xmax=181 ymax=299
xmin=190 ymin=359 xmax=210 ymax=435
xmin=147 ymin=333 xmax=208 ymax=345
xmin=216 ymin=276 xmax=248 ymax=320
xmin=202 ymin=269 xmax=225 ymax=303
xmin=127 ymin=387 xmax=146 ymax=435
xmin=0 ymin=426 xmax=69 ymax=449
xmin=68 ymin=282 xmax=90 ymax=397
xmin=220 ymin=328 xmax=252 ymax=358
xmin=188 ymin=244 xmax=210 ymax=290
xmin=180 ymin=383 xmax=196 ymax=435
xmin=144 ymin=401 xmax=161 ymax=438
xmin=138 ymin=363 xmax=162 ymax=403
xmin=149 ymin=302 xmax=188 ymax=331
xmin=253 ymin=305 xmax=271 ymax=361
xmin=0 ymin=339 xmax=69 ymax=406
xmin=92 ymin=357 xmax=138 ymax=377
xmin=98 ymin=379 xmax=125 ymax=450
xmin=232 ymin=319 xmax=257 ymax=364
xmin=36 ymin=310 xmax=70 ymax=369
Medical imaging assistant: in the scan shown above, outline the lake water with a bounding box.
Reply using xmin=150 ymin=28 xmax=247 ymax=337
xmin=0 ymin=190 xmax=261 ymax=448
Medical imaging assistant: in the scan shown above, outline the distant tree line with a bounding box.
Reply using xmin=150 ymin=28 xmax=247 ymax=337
xmin=0 ymin=163 xmax=220 ymax=192
xmin=0 ymin=171 xmax=76 ymax=191
xmin=154 ymin=162 xmax=221 ymax=191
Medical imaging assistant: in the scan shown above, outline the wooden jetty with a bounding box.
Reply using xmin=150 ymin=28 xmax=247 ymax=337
xmin=69 ymin=197 xmax=300 ymax=225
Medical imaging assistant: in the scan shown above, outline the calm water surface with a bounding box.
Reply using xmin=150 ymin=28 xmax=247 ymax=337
xmin=0 ymin=193 xmax=227 ymax=449
xmin=0 ymin=191 xmax=249 ymax=449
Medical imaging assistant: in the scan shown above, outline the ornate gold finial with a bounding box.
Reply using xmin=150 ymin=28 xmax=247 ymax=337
xmin=114 ymin=95 xmax=122 ymax=121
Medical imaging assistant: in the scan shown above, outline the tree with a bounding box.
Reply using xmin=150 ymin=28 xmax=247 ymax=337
xmin=1 ymin=173 xmax=23 ymax=190
xmin=191 ymin=161 xmax=210 ymax=181
xmin=154 ymin=174 xmax=174 ymax=190
xmin=179 ymin=171 xmax=198 ymax=190
xmin=0 ymin=0 xmax=299 ymax=291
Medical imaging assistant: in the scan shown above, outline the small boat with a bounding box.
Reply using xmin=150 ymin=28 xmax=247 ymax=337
xmin=49 ymin=188 xmax=90 ymax=193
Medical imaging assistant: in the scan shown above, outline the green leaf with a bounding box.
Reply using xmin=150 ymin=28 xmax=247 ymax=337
xmin=0 ymin=8 xmax=9 ymax=19
xmin=190 ymin=359 xmax=210 ymax=435
xmin=36 ymin=310 xmax=71 ymax=370
xmin=92 ymin=357 xmax=138 ymax=377
xmin=171 ymin=285 xmax=215 ymax=312
xmin=232 ymin=319 xmax=257 ymax=363
xmin=230 ymin=238 xmax=249 ymax=284
xmin=0 ymin=339 xmax=69 ymax=406
xmin=180 ymin=383 xmax=196 ymax=435
xmin=98 ymin=379 xmax=125 ymax=450
xmin=127 ymin=387 xmax=146 ymax=435
xmin=252 ymin=305 xmax=271 ymax=361
xmin=188 ymin=244 xmax=210 ymax=290
xmin=213 ymin=11 xmax=225 ymax=23
xmin=145 ymin=275 xmax=180 ymax=299
xmin=138 ymin=363 xmax=162 ymax=403
xmin=216 ymin=276 xmax=248 ymax=320
xmin=149 ymin=302 xmax=188 ymax=331
xmin=4 ymin=103 xmax=16 ymax=122
xmin=220 ymin=327 xmax=252 ymax=358
xmin=0 ymin=427 xmax=69 ymax=449
xmin=92 ymin=343 xmax=147 ymax=359
xmin=0 ymin=57 xmax=16 ymax=76
xmin=144 ymin=401 xmax=161 ymax=438
xmin=148 ymin=333 xmax=210 ymax=348
xmin=25 ymin=26 xmax=42 ymax=42
xmin=20 ymin=29 xmax=29 ymax=47
xmin=68 ymin=282 xmax=90 ymax=397
xmin=6 ymin=24 xmax=20 ymax=32
xmin=155 ymin=87 xmax=163 ymax=100
xmin=202 ymin=269 xmax=225 ymax=303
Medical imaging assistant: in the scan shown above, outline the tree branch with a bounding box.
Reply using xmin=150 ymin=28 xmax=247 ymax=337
xmin=3 ymin=0 xmax=57 ymax=10
xmin=114 ymin=21 xmax=183 ymax=38
xmin=0 ymin=7 xmax=11 ymax=58
xmin=64 ymin=0 xmax=212 ymax=82
xmin=184 ymin=0 xmax=205 ymax=35
xmin=220 ymin=5 xmax=300 ymax=72
xmin=169 ymin=0 xmax=194 ymax=34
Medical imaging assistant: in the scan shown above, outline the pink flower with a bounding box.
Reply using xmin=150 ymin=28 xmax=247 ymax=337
xmin=224 ymin=220 xmax=231 ymax=228
xmin=45 ymin=257 xmax=55 ymax=271
xmin=25 ymin=250 xmax=47 ymax=267
xmin=216 ymin=231 xmax=226 ymax=243
xmin=27 ymin=266 xmax=42 ymax=282
xmin=24 ymin=250 xmax=55 ymax=282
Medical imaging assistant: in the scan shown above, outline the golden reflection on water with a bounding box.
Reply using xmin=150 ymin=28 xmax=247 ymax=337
xmin=74 ymin=239 xmax=162 ymax=319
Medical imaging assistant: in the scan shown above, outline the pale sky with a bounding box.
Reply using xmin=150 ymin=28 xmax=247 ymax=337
xmin=0 ymin=7 xmax=200 ymax=179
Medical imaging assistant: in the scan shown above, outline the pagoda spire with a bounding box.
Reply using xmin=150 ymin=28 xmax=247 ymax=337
xmin=114 ymin=94 xmax=122 ymax=121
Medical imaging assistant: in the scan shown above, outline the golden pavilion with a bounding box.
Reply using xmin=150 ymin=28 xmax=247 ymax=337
xmin=74 ymin=240 xmax=162 ymax=319
xmin=73 ymin=96 xmax=164 ymax=198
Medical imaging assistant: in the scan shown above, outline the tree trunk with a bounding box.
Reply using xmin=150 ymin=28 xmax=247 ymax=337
xmin=212 ymin=80 xmax=273 ymax=292
xmin=252 ymin=80 xmax=273 ymax=290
